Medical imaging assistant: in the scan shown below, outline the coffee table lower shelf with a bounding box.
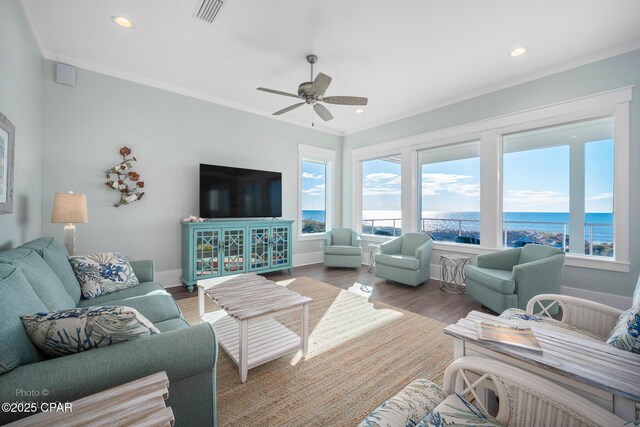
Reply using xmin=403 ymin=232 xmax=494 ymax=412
xmin=202 ymin=311 xmax=302 ymax=373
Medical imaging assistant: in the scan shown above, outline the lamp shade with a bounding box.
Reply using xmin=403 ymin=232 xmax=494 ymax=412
xmin=51 ymin=193 xmax=88 ymax=224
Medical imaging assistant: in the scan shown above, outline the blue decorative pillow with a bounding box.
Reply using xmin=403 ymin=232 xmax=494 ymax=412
xmin=69 ymin=252 xmax=140 ymax=299
xmin=21 ymin=306 xmax=159 ymax=357
xmin=606 ymin=309 xmax=640 ymax=354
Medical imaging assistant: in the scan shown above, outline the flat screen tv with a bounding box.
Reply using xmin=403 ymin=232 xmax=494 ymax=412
xmin=199 ymin=163 xmax=282 ymax=218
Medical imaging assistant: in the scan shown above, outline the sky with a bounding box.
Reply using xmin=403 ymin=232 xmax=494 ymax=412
xmin=356 ymin=138 xmax=614 ymax=215
xmin=301 ymin=160 xmax=326 ymax=211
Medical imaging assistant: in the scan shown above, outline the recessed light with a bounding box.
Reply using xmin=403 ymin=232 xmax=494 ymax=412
xmin=509 ymin=47 xmax=528 ymax=57
xmin=355 ymin=108 xmax=364 ymax=114
xmin=571 ymin=135 xmax=579 ymax=139
xmin=111 ymin=16 xmax=135 ymax=29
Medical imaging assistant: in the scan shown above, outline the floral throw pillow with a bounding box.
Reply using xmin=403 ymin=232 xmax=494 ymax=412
xmin=606 ymin=309 xmax=640 ymax=354
xmin=69 ymin=252 xmax=140 ymax=299
xmin=21 ymin=306 xmax=159 ymax=358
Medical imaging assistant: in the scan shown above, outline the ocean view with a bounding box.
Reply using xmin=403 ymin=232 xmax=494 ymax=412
xmin=302 ymin=210 xmax=614 ymax=256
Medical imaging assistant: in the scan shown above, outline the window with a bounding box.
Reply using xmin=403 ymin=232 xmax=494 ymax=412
xmin=502 ymin=117 xmax=614 ymax=257
xmin=301 ymin=160 xmax=327 ymax=234
xmin=361 ymin=155 xmax=402 ymax=236
xmin=298 ymin=144 xmax=335 ymax=238
xmin=419 ymin=141 xmax=481 ymax=244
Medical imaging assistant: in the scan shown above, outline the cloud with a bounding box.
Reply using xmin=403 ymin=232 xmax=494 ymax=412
xmin=503 ymin=189 xmax=569 ymax=210
xmin=302 ymin=183 xmax=325 ymax=196
xmin=365 ymin=172 xmax=398 ymax=181
xmin=421 ymin=173 xmax=480 ymax=197
xmin=302 ymin=172 xmax=324 ymax=180
xmin=363 ymin=172 xmax=401 ymax=196
xmin=587 ymin=192 xmax=613 ymax=201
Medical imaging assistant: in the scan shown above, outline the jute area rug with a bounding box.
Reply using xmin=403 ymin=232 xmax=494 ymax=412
xmin=177 ymin=276 xmax=453 ymax=427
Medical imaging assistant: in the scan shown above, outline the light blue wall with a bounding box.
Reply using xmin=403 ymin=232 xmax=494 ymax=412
xmin=342 ymin=49 xmax=640 ymax=299
xmin=40 ymin=60 xmax=341 ymax=275
xmin=0 ymin=0 xmax=43 ymax=249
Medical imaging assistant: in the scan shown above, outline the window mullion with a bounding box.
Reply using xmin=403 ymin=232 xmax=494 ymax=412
xmin=480 ymin=130 xmax=501 ymax=249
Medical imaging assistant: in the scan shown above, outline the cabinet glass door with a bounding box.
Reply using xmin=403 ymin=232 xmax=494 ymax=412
xmin=250 ymin=226 xmax=270 ymax=270
xmin=271 ymin=226 xmax=290 ymax=267
xmin=222 ymin=228 xmax=245 ymax=274
xmin=194 ymin=229 xmax=220 ymax=277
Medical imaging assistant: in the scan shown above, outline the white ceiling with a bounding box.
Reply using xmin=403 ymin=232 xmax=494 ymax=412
xmin=21 ymin=0 xmax=640 ymax=135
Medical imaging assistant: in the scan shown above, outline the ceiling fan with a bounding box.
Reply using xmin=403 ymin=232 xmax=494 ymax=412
xmin=257 ymin=54 xmax=368 ymax=122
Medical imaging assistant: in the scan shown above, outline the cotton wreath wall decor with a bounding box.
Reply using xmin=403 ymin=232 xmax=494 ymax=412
xmin=105 ymin=146 xmax=145 ymax=207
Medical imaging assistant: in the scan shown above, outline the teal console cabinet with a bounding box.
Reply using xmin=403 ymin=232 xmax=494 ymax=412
xmin=181 ymin=219 xmax=294 ymax=291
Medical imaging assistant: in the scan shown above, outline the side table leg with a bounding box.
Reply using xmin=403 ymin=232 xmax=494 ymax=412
xmin=302 ymin=304 xmax=309 ymax=358
xmin=239 ymin=320 xmax=248 ymax=383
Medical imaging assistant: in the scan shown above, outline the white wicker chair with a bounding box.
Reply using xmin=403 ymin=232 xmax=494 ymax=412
xmin=359 ymin=356 xmax=628 ymax=427
xmin=443 ymin=356 xmax=627 ymax=427
xmin=526 ymin=294 xmax=623 ymax=340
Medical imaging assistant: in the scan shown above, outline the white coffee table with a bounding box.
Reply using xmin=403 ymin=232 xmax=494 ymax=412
xmin=198 ymin=273 xmax=312 ymax=383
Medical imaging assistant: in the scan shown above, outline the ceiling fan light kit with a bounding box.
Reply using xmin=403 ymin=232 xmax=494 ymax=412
xmin=257 ymin=54 xmax=368 ymax=123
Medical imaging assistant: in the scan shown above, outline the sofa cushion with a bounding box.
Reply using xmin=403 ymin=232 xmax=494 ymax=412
xmin=465 ymin=266 xmax=516 ymax=294
xmin=69 ymin=252 xmax=140 ymax=299
xmin=331 ymin=228 xmax=353 ymax=246
xmin=154 ymin=318 xmax=191 ymax=332
xmin=357 ymin=379 xmax=448 ymax=427
xmin=0 ymin=249 xmax=76 ymax=311
xmin=419 ymin=393 xmax=504 ymax=426
xmin=518 ymin=244 xmax=563 ymax=265
xmin=77 ymin=291 xmax=182 ymax=324
xmin=324 ymin=245 xmax=361 ymax=256
xmin=606 ymin=309 xmax=640 ymax=354
xmin=0 ymin=265 xmax=48 ymax=374
xmin=376 ymin=253 xmax=420 ymax=271
xmin=20 ymin=237 xmax=82 ymax=304
xmin=75 ymin=281 xmax=166 ymax=304
xmin=401 ymin=233 xmax=429 ymax=256
xmin=21 ymin=306 xmax=160 ymax=358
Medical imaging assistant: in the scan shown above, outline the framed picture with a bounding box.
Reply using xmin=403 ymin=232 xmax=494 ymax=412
xmin=0 ymin=113 xmax=15 ymax=214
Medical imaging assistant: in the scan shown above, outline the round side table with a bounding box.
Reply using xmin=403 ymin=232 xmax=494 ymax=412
xmin=368 ymin=243 xmax=380 ymax=273
xmin=439 ymin=255 xmax=471 ymax=294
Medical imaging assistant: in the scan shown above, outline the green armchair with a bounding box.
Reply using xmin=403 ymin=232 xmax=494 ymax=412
xmin=323 ymin=228 xmax=362 ymax=268
xmin=374 ymin=233 xmax=433 ymax=286
xmin=464 ymin=244 xmax=565 ymax=314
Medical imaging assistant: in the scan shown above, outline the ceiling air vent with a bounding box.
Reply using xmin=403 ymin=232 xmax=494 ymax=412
xmin=194 ymin=0 xmax=225 ymax=24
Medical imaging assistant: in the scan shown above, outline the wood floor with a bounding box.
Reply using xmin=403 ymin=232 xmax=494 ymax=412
xmin=168 ymin=263 xmax=483 ymax=324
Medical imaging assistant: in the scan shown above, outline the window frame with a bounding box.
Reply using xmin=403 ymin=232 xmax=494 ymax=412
xmin=355 ymin=152 xmax=404 ymax=239
xmin=350 ymin=87 xmax=631 ymax=271
xmin=298 ymin=144 xmax=336 ymax=241
xmin=418 ymin=139 xmax=482 ymax=245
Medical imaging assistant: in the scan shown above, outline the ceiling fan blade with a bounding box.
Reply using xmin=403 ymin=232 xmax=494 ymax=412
xmin=313 ymin=103 xmax=334 ymax=121
xmin=257 ymin=87 xmax=301 ymax=99
xmin=273 ymin=102 xmax=305 ymax=116
xmin=322 ymin=96 xmax=368 ymax=106
xmin=310 ymin=73 xmax=332 ymax=94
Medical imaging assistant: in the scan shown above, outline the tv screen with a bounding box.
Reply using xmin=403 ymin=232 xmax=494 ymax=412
xmin=199 ymin=164 xmax=282 ymax=218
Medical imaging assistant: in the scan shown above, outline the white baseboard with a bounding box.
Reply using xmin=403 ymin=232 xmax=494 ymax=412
xmin=157 ymin=252 xmax=326 ymax=289
xmin=561 ymin=285 xmax=632 ymax=310
xmin=430 ymin=262 xmax=631 ymax=309
xmin=156 ymin=269 xmax=182 ymax=288
xmin=293 ymin=251 xmax=323 ymax=267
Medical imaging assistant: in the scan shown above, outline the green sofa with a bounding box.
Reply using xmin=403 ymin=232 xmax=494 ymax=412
xmin=374 ymin=233 xmax=433 ymax=286
xmin=0 ymin=237 xmax=217 ymax=426
xmin=464 ymin=244 xmax=565 ymax=314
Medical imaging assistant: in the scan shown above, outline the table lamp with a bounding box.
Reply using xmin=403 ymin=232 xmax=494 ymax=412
xmin=51 ymin=191 xmax=88 ymax=255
